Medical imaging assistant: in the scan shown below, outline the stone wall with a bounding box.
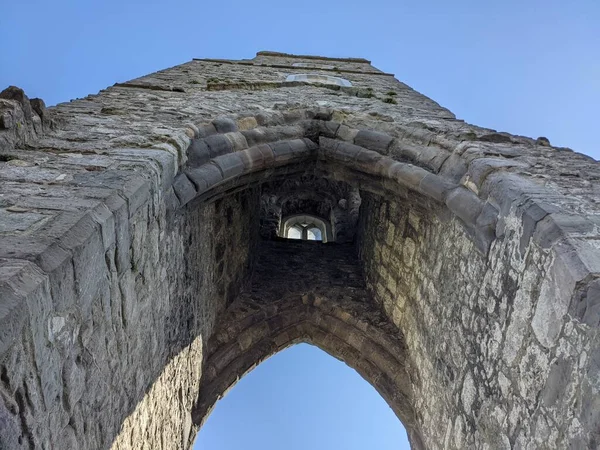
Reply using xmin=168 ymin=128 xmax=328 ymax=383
xmin=0 ymin=182 xmax=259 ymax=449
xmin=358 ymin=193 xmax=600 ymax=449
xmin=1 ymin=50 xmax=599 ymax=450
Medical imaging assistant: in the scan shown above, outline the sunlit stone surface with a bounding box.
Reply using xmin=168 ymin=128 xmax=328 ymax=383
xmin=1 ymin=50 xmax=599 ymax=450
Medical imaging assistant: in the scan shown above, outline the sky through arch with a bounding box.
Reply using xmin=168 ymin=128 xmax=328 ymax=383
xmin=194 ymin=343 xmax=410 ymax=450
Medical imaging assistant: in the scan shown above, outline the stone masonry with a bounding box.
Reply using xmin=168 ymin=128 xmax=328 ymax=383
xmin=0 ymin=51 xmax=599 ymax=449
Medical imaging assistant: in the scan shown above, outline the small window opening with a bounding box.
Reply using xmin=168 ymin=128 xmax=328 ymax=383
xmin=280 ymin=214 xmax=331 ymax=243
xmin=284 ymin=224 xmax=323 ymax=241
xmin=307 ymin=227 xmax=322 ymax=241
xmin=288 ymin=226 xmax=303 ymax=240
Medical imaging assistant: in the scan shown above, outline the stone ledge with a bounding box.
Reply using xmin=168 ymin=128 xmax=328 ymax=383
xmin=193 ymin=58 xmax=394 ymax=76
xmin=255 ymin=50 xmax=371 ymax=64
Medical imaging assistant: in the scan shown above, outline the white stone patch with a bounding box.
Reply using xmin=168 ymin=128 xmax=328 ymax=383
xmin=532 ymin=253 xmax=574 ymax=348
xmin=453 ymin=415 xmax=465 ymax=448
xmin=285 ymin=73 xmax=352 ymax=87
xmin=462 ymin=371 xmax=476 ymax=411
xmin=48 ymin=316 xmax=67 ymax=344
xmin=498 ymin=371 xmax=511 ymax=396
xmin=292 ymin=62 xmax=336 ymax=70
xmin=503 ymin=267 xmax=537 ymax=365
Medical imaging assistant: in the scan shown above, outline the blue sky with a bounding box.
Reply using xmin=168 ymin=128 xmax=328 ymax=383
xmin=1 ymin=0 xmax=598 ymax=159
xmin=1 ymin=1 xmax=598 ymax=449
xmin=194 ymin=344 xmax=408 ymax=449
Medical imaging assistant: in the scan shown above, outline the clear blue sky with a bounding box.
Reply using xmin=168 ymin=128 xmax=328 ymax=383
xmin=195 ymin=344 xmax=408 ymax=449
xmin=1 ymin=2 xmax=598 ymax=449
xmin=1 ymin=0 xmax=598 ymax=159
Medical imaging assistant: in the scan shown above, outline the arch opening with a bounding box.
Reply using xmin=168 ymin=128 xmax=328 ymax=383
xmin=194 ymin=343 xmax=410 ymax=450
xmin=191 ymin=238 xmax=425 ymax=450
xmin=107 ymin=107 xmax=597 ymax=450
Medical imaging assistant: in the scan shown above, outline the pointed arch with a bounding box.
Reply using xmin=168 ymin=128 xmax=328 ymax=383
xmin=190 ymin=238 xmax=425 ymax=450
xmin=193 ymin=293 xmax=422 ymax=449
xmin=172 ymin=108 xmax=500 ymax=254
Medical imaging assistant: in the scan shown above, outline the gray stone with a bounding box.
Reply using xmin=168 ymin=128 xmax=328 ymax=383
xmin=186 ymin=163 xmax=224 ymax=191
xmin=187 ymin=139 xmax=211 ymax=166
xmin=445 ymin=188 xmax=483 ymax=226
xmin=354 ymin=130 xmax=394 ymax=152
xmin=0 ymin=50 xmax=599 ymax=450
xmin=214 ymin=152 xmax=245 ymax=179
xmin=172 ymin=173 xmax=197 ymax=205
xmin=204 ymin=134 xmax=233 ymax=158
xmin=212 ymin=117 xmax=238 ymax=133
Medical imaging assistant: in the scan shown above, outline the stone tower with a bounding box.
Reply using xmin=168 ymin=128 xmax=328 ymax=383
xmin=0 ymin=51 xmax=599 ymax=449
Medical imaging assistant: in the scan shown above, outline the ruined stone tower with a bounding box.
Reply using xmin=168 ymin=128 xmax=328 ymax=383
xmin=1 ymin=51 xmax=599 ymax=449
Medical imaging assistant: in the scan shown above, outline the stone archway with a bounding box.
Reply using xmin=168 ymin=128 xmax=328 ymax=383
xmin=193 ymin=239 xmax=420 ymax=447
xmin=1 ymin=51 xmax=599 ymax=450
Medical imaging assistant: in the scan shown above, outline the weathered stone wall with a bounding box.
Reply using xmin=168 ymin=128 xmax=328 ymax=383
xmin=358 ymin=193 xmax=600 ymax=449
xmin=0 ymin=179 xmax=259 ymax=449
xmin=1 ymin=50 xmax=599 ymax=450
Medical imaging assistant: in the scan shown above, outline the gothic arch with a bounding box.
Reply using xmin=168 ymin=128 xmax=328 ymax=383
xmin=193 ymin=292 xmax=420 ymax=447
xmin=173 ymin=108 xmax=498 ymax=253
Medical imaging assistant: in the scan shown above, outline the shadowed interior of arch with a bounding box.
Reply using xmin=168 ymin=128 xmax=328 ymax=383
xmin=193 ymin=344 xmax=410 ymax=450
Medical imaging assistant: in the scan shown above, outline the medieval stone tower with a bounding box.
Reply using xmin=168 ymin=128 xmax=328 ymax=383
xmin=0 ymin=51 xmax=599 ymax=449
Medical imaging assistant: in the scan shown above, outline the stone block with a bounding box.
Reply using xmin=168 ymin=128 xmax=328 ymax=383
xmin=89 ymin=203 xmax=116 ymax=250
xmin=353 ymin=148 xmax=384 ymax=173
xmin=214 ymin=153 xmax=245 ymax=179
xmin=467 ymin=157 xmax=528 ymax=189
xmin=187 ymin=139 xmax=211 ymax=166
xmin=269 ymin=141 xmax=296 ymax=162
xmin=186 ymin=164 xmax=224 ymax=192
xmin=238 ymin=145 xmax=266 ymax=171
xmin=445 ymin=187 xmax=483 ymax=226
xmin=315 ymin=120 xmax=340 ymax=138
xmin=480 ymin=171 xmax=548 ymax=218
xmin=439 ymin=153 xmax=468 ymax=182
xmin=172 ymin=173 xmax=197 ymax=205
xmin=112 ymin=148 xmax=177 ymax=190
xmin=572 ymin=278 xmax=600 ymax=327
xmin=336 ymin=124 xmax=359 ymax=142
xmin=320 ymin=137 xmax=362 ymax=163
xmin=240 ymin=127 xmax=279 ymax=147
xmin=0 ymin=260 xmax=43 ymax=359
xmin=256 ymin=143 xmax=275 ymax=166
xmin=224 ymin=132 xmax=249 ymax=151
xmin=204 ymin=134 xmax=233 ymax=158
xmin=211 ymin=117 xmax=238 ymax=133
xmin=517 ymin=199 xmax=561 ymax=256
xmin=533 ymin=213 xmax=595 ymax=249
xmin=282 ymin=110 xmax=307 ymax=123
xmin=354 ymin=130 xmax=393 ymax=153
xmin=389 ymin=162 xmax=428 ymax=190
xmin=196 ymin=123 xmax=217 ymax=138
xmin=532 ymin=247 xmax=576 ymax=348
xmin=417 ymin=173 xmax=455 ymax=202
xmin=237 ymin=116 xmax=258 ymax=131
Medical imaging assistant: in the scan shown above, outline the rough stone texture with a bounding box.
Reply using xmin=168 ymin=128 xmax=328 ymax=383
xmin=0 ymin=51 xmax=599 ymax=450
